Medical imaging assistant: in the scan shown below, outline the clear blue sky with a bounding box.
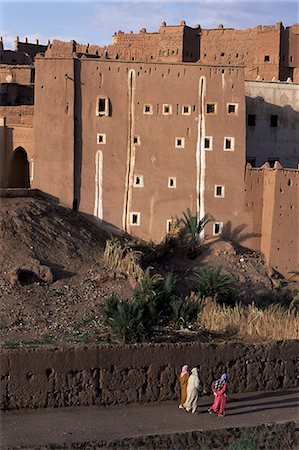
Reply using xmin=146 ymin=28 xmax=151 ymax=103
xmin=1 ymin=1 xmax=298 ymax=49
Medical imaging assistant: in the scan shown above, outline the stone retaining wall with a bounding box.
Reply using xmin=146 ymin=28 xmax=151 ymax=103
xmin=1 ymin=340 xmax=298 ymax=410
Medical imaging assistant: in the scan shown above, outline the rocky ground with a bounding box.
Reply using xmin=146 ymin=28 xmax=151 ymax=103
xmin=0 ymin=197 xmax=298 ymax=347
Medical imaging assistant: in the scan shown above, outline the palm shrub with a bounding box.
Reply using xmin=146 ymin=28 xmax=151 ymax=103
xmin=180 ymin=209 xmax=212 ymax=258
xmin=170 ymin=295 xmax=201 ymax=328
xmin=133 ymin=269 xmax=178 ymax=324
xmin=103 ymin=294 xmax=155 ymax=343
xmin=194 ymin=266 xmax=235 ymax=305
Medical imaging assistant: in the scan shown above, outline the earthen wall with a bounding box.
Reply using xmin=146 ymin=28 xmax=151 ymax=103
xmin=245 ymin=166 xmax=299 ymax=275
xmin=199 ymin=24 xmax=282 ymax=81
xmin=33 ymin=57 xmax=75 ymax=208
xmin=34 ymin=57 xmax=247 ymax=242
xmin=245 ymin=80 xmax=299 ymax=169
xmin=1 ymin=340 xmax=298 ymax=410
xmin=0 ymin=64 xmax=33 ymax=84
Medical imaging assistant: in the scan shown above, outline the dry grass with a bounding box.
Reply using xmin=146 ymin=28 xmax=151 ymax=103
xmin=199 ymin=299 xmax=299 ymax=340
xmin=103 ymin=238 xmax=144 ymax=281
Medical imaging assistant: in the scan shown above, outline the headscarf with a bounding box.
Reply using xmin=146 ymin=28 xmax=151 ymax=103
xmin=213 ymin=373 xmax=228 ymax=391
xmin=180 ymin=365 xmax=188 ymax=377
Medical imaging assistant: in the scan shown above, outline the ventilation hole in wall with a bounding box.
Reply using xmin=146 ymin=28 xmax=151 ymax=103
xmin=288 ymin=179 xmax=292 ymax=186
xmin=277 ymin=248 xmax=280 ymax=251
xmin=193 ymin=105 xmax=196 ymax=112
xmin=184 ymin=69 xmax=186 ymax=75
xmin=187 ymin=128 xmax=190 ymax=137
xmin=168 ymin=68 xmax=170 ymax=74
xmin=176 ymin=104 xmax=179 ymax=115
xmin=156 ymin=104 xmax=159 ymax=114
xmin=178 ymin=72 xmax=181 ymax=77
xmin=109 ymin=67 xmax=111 ymax=71
xmin=291 ymin=205 xmax=294 ymax=209
xmin=162 ymin=73 xmax=165 ymax=78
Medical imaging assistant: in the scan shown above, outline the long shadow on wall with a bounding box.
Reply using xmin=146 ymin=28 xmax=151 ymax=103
xmin=220 ymin=221 xmax=261 ymax=246
xmin=246 ymin=96 xmax=299 ymax=169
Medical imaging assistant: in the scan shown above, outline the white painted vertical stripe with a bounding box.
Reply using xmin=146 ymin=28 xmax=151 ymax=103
xmin=195 ymin=76 xmax=207 ymax=238
xmin=94 ymin=150 xmax=103 ymax=219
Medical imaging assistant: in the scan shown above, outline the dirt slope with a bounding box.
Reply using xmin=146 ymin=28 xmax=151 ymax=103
xmin=0 ymin=197 xmax=297 ymax=346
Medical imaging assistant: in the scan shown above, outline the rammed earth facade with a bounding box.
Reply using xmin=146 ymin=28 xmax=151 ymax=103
xmin=0 ymin=22 xmax=298 ymax=276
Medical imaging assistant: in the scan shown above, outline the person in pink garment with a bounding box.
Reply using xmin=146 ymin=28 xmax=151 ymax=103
xmin=208 ymin=373 xmax=228 ymax=417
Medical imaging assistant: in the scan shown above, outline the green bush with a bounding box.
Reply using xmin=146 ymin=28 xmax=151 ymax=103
xmin=194 ymin=266 xmax=235 ymax=305
xmin=103 ymin=294 xmax=154 ymax=343
xmin=170 ymin=295 xmax=201 ymax=328
xmin=133 ymin=270 xmax=178 ymax=324
xmin=180 ymin=209 xmax=212 ymax=258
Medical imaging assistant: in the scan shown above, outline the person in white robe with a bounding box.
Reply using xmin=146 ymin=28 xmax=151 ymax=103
xmin=183 ymin=367 xmax=202 ymax=413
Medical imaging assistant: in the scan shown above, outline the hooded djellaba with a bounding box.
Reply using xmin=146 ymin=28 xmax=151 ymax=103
xmin=183 ymin=367 xmax=203 ymax=413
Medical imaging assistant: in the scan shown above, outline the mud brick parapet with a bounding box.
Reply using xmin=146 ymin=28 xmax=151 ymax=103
xmin=1 ymin=340 xmax=298 ymax=410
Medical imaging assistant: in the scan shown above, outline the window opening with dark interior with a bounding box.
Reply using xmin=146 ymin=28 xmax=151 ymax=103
xmin=214 ymin=223 xmax=221 ymax=235
xmin=225 ymin=138 xmax=232 ymax=150
xmin=264 ymin=55 xmax=270 ymax=62
xmin=270 ymin=115 xmax=278 ymax=127
xmin=228 ymin=104 xmax=236 ymax=114
xmin=248 ymin=114 xmax=256 ymax=126
xmin=204 ymin=138 xmax=211 ymax=149
xmin=216 ymin=186 xmax=223 ymax=196
xmin=207 ymin=103 xmax=215 ymax=114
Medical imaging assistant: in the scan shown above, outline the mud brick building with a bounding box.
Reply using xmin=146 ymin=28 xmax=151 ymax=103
xmin=0 ymin=22 xmax=298 ymax=276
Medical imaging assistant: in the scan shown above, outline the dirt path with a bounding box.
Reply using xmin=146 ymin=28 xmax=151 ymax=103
xmin=1 ymin=389 xmax=298 ymax=448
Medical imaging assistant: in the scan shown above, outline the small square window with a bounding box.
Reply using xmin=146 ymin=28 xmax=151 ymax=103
xmin=133 ymin=175 xmax=144 ymax=187
xmin=204 ymin=137 xmax=212 ymax=150
xmin=97 ymin=133 xmax=106 ymax=144
xmin=215 ymin=185 xmax=225 ymax=198
xmin=264 ymin=55 xmax=270 ymax=62
xmin=213 ymin=222 xmax=223 ymax=235
xmin=163 ymin=104 xmax=172 ymax=115
xmin=227 ymin=104 xmax=237 ymax=114
xmin=248 ymin=114 xmax=256 ymax=126
xmin=206 ymin=103 xmax=216 ymax=114
xmin=270 ymin=115 xmax=278 ymax=127
xmin=168 ymin=177 xmax=176 ymax=188
xmin=96 ymin=96 xmax=109 ymax=116
xmin=144 ymin=104 xmax=153 ymax=115
xmin=130 ymin=212 xmax=140 ymax=226
xmin=221 ymin=52 xmax=225 ymax=57
xmin=182 ymin=105 xmax=191 ymax=115
xmin=133 ymin=136 xmax=140 ymax=145
xmin=175 ymin=137 xmax=185 ymax=148
xmin=224 ymin=137 xmax=235 ymax=151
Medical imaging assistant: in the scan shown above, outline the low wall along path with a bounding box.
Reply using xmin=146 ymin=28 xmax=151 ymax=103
xmin=1 ymin=340 xmax=298 ymax=410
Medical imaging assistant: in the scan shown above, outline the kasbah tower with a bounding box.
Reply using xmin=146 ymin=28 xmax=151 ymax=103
xmin=0 ymin=20 xmax=298 ymax=277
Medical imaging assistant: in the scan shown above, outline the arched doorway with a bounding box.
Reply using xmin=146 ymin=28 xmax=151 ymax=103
xmin=10 ymin=147 xmax=30 ymax=188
